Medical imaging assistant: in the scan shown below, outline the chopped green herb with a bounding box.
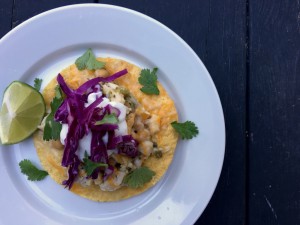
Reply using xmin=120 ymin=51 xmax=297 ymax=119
xmin=171 ymin=121 xmax=199 ymax=140
xmin=154 ymin=150 xmax=163 ymax=158
xmin=43 ymin=86 xmax=63 ymax=141
xmin=54 ymin=85 xmax=63 ymax=99
xmin=19 ymin=159 xmax=48 ymax=181
xmin=95 ymin=113 xmax=119 ymax=125
xmin=119 ymin=87 xmax=130 ymax=96
xmin=34 ymin=78 xmax=43 ymax=91
xmin=123 ymin=167 xmax=155 ymax=188
xmin=138 ymin=68 xmax=160 ymax=95
xmin=75 ymin=48 xmax=105 ymax=70
xmin=83 ymin=151 xmax=108 ymax=176
xmin=125 ymin=95 xmax=137 ymax=111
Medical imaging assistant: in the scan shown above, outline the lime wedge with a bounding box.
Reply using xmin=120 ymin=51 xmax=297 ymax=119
xmin=0 ymin=81 xmax=45 ymax=145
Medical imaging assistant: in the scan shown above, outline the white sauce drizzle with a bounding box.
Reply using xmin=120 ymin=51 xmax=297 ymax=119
xmin=60 ymin=89 xmax=128 ymax=161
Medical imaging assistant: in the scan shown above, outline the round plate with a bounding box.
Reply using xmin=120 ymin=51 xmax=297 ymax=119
xmin=0 ymin=4 xmax=225 ymax=225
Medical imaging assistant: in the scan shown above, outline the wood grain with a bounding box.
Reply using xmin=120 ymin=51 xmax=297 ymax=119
xmin=11 ymin=0 xmax=94 ymax=28
xmin=249 ymin=0 xmax=300 ymax=224
xmin=100 ymin=0 xmax=247 ymax=224
xmin=0 ymin=0 xmax=13 ymax=38
xmin=196 ymin=0 xmax=247 ymax=224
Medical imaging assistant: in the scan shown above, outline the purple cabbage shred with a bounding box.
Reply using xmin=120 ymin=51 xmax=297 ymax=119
xmin=116 ymin=135 xmax=139 ymax=157
xmin=54 ymin=69 xmax=139 ymax=189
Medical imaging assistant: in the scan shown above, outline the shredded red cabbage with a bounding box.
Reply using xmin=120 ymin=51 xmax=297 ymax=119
xmin=54 ymin=69 xmax=139 ymax=189
xmin=81 ymin=97 xmax=104 ymax=135
xmin=77 ymin=78 xmax=102 ymax=95
xmin=106 ymin=134 xmax=139 ymax=157
xmin=91 ymin=124 xmax=119 ymax=131
xmin=104 ymin=104 xmax=121 ymax=117
xmin=62 ymin=155 xmax=80 ymax=187
xmin=54 ymin=100 xmax=68 ymax=123
xmin=99 ymin=69 xmax=128 ymax=83
xmin=107 ymin=132 xmax=122 ymax=149
xmin=89 ymin=130 xmax=108 ymax=179
xmin=90 ymin=130 xmax=108 ymax=163
xmin=117 ymin=135 xmax=139 ymax=157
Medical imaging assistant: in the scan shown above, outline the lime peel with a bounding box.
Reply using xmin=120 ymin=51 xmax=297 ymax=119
xmin=0 ymin=81 xmax=45 ymax=145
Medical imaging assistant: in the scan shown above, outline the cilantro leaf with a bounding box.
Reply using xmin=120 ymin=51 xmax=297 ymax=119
xmin=43 ymin=86 xmax=63 ymax=141
xmin=54 ymin=85 xmax=63 ymax=99
xmin=171 ymin=121 xmax=199 ymax=140
xmin=95 ymin=113 xmax=119 ymax=125
xmin=75 ymin=48 xmax=105 ymax=71
xmin=138 ymin=68 xmax=160 ymax=95
xmin=123 ymin=167 xmax=155 ymax=188
xmin=19 ymin=159 xmax=48 ymax=181
xmin=34 ymin=78 xmax=43 ymax=91
xmin=83 ymin=151 xmax=108 ymax=176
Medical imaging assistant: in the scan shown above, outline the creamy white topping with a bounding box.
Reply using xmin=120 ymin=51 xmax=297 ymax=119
xmin=77 ymin=131 xmax=92 ymax=161
xmin=98 ymin=97 xmax=110 ymax=108
xmin=60 ymin=124 xmax=68 ymax=145
xmin=59 ymin=88 xmax=128 ymax=161
xmin=60 ymin=124 xmax=93 ymax=161
xmin=85 ymin=91 xmax=103 ymax=107
xmin=109 ymin=102 xmax=127 ymax=136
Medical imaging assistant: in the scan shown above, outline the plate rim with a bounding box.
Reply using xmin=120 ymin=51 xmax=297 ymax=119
xmin=0 ymin=3 xmax=226 ymax=225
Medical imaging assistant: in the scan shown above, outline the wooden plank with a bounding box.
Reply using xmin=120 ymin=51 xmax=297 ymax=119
xmin=196 ymin=0 xmax=247 ymax=224
xmin=12 ymin=0 xmax=94 ymax=28
xmin=101 ymin=0 xmax=247 ymax=224
xmin=249 ymin=0 xmax=300 ymax=224
xmin=0 ymin=0 xmax=13 ymax=38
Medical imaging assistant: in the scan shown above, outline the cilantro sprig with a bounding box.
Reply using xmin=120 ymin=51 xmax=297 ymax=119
xmin=43 ymin=86 xmax=63 ymax=141
xmin=95 ymin=113 xmax=119 ymax=125
xmin=171 ymin=121 xmax=199 ymax=140
xmin=34 ymin=78 xmax=43 ymax=91
xmin=83 ymin=152 xmax=108 ymax=176
xmin=19 ymin=159 xmax=48 ymax=181
xmin=123 ymin=167 xmax=155 ymax=188
xmin=138 ymin=68 xmax=160 ymax=95
xmin=75 ymin=48 xmax=105 ymax=70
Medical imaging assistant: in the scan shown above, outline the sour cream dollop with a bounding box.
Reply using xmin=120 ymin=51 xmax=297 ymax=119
xmin=59 ymin=90 xmax=128 ymax=161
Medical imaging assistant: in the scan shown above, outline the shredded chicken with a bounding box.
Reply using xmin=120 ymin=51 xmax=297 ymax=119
xmin=139 ymin=140 xmax=153 ymax=157
xmin=99 ymin=170 xmax=127 ymax=191
xmin=73 ymin=82 xmax=161 ymax=190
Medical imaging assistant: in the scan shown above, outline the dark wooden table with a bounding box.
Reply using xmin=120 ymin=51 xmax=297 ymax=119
xmin=1 ymin=0 xmax=299 ymax=224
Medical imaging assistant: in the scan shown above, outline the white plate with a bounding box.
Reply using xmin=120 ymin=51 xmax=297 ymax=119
xmin=0 ymin=4 xmax=225 ymax=225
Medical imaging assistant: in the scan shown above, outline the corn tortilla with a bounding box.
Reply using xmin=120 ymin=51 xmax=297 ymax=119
xmin=33 ymin=57 xmax=178 ymax=201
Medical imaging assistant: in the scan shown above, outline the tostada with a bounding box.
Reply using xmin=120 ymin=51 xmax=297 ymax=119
xmin=33 ymin=51 xmax=178 ymax=201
